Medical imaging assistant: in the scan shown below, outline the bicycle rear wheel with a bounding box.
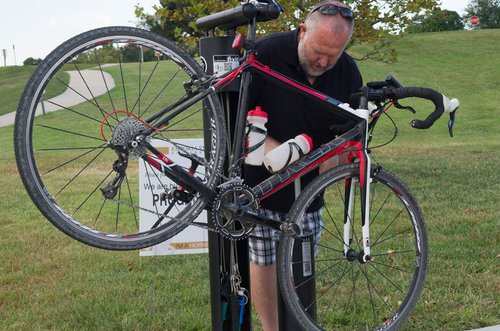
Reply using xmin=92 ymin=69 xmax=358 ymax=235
xmin=277 ymin=164 xmax=428 ymax=330
xmin=14 ymin=26 xmax=226 ymax=250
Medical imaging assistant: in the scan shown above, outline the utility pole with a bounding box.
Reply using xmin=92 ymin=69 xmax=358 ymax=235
xmin=2 ymin=49 xmax=6 ymax=67
xmin=13 ymin=44 xmax=17 ymax=66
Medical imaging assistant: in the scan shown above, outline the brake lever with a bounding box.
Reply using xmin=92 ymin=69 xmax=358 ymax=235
xmin=393 ymin=100 xmax=416 ymax=114
xmin=448 ymin=109 xmax=457 ymax=137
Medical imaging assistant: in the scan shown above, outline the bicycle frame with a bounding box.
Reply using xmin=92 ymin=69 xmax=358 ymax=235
xmin=139 ymin=30 xmax=374 ymax=259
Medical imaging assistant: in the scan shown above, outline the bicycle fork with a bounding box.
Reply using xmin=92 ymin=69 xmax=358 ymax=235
xmin=344 ymin=147 xmax=372 ymax=263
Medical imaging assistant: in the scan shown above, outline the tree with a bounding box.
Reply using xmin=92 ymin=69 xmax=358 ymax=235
xmin=136 ymin=0 xmax=439 ymax=62
xmin=407 ymin=8 xmax=464 ymax=32
xmin=23 ymin=57 xmax=42 ymax=65
xmin=464 ymin=0 xmax=500 ymax=29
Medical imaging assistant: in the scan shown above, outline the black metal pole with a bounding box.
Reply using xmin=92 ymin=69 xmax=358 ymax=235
xmin=201 ymin=35 xmax=251 ymax=331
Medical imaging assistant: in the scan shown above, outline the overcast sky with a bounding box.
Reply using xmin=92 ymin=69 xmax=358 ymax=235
xmin=1 ymin=0 xmax=471 ymax=66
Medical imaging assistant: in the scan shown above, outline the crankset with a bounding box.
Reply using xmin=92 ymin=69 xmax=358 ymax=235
xmin=212 ymin=183 xmax=259 ymax=240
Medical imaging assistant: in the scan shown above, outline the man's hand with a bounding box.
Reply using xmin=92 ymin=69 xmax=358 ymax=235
xmin=264 ymin=136 xmax=281 ymax=153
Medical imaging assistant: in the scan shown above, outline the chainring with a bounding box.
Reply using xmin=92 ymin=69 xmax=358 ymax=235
xmin=212 ymin=183 xmax=259 ymax=240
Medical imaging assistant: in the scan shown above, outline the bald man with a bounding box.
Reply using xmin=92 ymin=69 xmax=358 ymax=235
xmin=244 ymin=1 xmax=363 ymax=329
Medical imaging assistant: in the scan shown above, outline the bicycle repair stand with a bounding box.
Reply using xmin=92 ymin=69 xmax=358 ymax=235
xmin=200 ymin=34 xmax=316 ymax=331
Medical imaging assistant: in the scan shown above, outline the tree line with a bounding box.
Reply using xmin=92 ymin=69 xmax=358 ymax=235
xmin=134 ymin=0 xmax=500 ymax=62
xmin=23 ymin=0 xmax=499 ymax=65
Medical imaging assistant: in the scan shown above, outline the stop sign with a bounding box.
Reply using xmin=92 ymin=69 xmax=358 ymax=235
xmin=470 ymin=15 xmax=480 ymax=26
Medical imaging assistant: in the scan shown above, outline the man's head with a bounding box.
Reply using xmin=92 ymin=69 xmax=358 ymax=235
xmin=298 ymin=1 xmax=354 ymax=78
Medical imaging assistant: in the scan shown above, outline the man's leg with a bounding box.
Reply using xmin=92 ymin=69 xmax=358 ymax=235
xmin=248 ymin=209 xmax=282 ymax=330
xmin=250 ymin=263 xmax=278 ymax=331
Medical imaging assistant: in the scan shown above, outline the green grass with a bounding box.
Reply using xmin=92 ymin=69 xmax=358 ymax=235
xmin=0 ymin=66 xmax=70 ymax=116
xmin=1 ymin=29 xmax=500 ymax=330
xmin=0 ymin=66 xmax=36 ymax=116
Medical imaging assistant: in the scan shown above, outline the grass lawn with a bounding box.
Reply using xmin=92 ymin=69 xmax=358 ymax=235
xmin=1 ymin=29 xmax=499 ymax=330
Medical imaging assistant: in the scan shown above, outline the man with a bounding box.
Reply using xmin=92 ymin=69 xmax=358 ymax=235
xmin=244 ymin=1 xmax=363 ymax=329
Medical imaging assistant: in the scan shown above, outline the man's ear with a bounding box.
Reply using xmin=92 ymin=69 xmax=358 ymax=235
xmin=299 ymin=23 xmax=307 ymax=40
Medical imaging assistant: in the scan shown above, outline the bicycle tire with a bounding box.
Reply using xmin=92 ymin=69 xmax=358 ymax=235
xmin=277 ymin=164 xmax=428 ymax=330
xmin=14 ymin=26 xmax=226 ymax=250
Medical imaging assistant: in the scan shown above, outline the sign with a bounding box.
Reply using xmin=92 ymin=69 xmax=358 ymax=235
xmin=470 ymin=15 xmax=480 ymax=26
xmin=139 ymin=138 xmax=208 ymax=256
xmin=213 ymin=55 xmax=239 ymax=75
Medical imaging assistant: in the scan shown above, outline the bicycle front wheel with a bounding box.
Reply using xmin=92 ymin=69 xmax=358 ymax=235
xmin=14 ymin=26 xmax=226 ymax=250
xmin=277 ymin=164 xmax=428 ymax=330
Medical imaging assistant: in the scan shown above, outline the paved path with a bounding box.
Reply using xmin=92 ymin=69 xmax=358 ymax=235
xmin=0 ymin=69 xmax=115 ymax=128
xmin=468 ymin=326 xmax=500 ymax=331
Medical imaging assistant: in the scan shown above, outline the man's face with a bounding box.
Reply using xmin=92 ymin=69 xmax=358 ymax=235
xmin=297 ymin=23 xmax=349 ymax=78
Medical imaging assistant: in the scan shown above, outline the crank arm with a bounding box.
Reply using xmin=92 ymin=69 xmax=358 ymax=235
xmin=223 ymin=205 xmax=300 ymax=237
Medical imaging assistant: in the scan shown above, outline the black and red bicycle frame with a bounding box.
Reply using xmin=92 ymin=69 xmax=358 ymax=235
xmin=136 ymin=48 xmax=374 ymax=254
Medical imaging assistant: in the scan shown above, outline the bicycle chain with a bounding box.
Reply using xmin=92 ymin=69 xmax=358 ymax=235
xmin=110 ymin=196 xmax=220 ymax=234
xmin=110 ymin=194 xmax=273 ymax=242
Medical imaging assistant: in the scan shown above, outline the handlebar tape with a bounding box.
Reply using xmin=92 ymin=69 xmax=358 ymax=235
xmin=387 ymin=87 xmax=445 ymax=129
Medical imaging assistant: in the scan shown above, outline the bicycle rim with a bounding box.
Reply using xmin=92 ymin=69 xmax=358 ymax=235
xmin=278 ymin=164 xmax=428 ymax=330
xmin=14 ymin=27 xmax=226 ymax=250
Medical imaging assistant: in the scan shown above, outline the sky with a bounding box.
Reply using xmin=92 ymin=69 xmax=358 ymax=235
xmin=1 ymin=0 xmax=470 ymax=67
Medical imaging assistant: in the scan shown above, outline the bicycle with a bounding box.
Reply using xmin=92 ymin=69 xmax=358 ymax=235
xmin=14 ymin=1 xmax=459 ymax=330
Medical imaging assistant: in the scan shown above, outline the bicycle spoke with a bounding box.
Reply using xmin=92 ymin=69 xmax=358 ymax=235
xmin=118 ymin=57 xmax=129 ymax=112
xmin=371 ymin=249 xmax=414 ymax=257
xmin=124 ymin=174 xmax=139 ymax=229
xmin=44 ymin=99 xmax=106 ymax=124
xmin=151 ymin=201 xmax=177 ymax=229
xmin=357 ymin=263 xmax=392 ymax=314
xmin=164 ymin=107 xmax=203 ymax=131
xmin=115 ymin=185 xmax=122 ymax=232
xmin=144 ymin=159 xmax=161 ymax=216
xmin=36 ymin=146 xmax=107 ymax=152
xmin=136 ymin=61 xmax=142 ymax=115
xmin=372 ymin=225 xmax=411 ymax=248
xmin=55 ymin=147 xmax=108 ymax=197
xmin=36 ymin=123 xmax=103 ymax=142
xmin=322 ymin=203 xmax=347 ymax=246
xmin=73 ymin=63 xmax=105 ymax=113
xmin=295 ymin=258 xmax=344 ymax=291
xmin=142 ymin=67 xmax=183 ymax=116
xmin=133 ymin=60 xmax=160 ymax=117
xmin=371 ymin=208 xmax=404 ymax=247
xmin=41 ymin=144 xmax=107 ymax=176
xmin=344 ymin=266 xmax=360 ymax=314
xmin=370 ymin=259 xmax=411 ymax=275
xmin=96 ymin=58 xmax=116 ymax=112
xmin=370 ymin=190 xmax=392 ymax=228
xmin=304 ymin=262 xmax=354 ymax=311
xmin=367 ymin=261 xmax=405 ymax=293
xmin=290 ymin=256 xmax=344 ymax=265
xmin=93 ymin=197 xmax=107 ymax=228
xmin=315 ymin=241 xmax=345 ymax=254
xmin=73 ymin=169 xmax=114 ymax=215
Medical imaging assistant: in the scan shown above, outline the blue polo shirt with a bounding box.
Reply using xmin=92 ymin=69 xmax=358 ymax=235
xmin=245 ymin=29 xmax=363 ymax=213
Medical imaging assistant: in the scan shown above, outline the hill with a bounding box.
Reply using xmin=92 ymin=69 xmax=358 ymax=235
xmin=354 ymin=29 xmax=499 ymax=143
xmin=0 ymin=29 xmax=498 ymax=330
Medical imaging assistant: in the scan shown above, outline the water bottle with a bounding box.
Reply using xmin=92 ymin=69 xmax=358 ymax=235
xmin=244 ymin=106 xmax=268 ymax=165
xmin=263 ymin=134 xmax=313 ymax=173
